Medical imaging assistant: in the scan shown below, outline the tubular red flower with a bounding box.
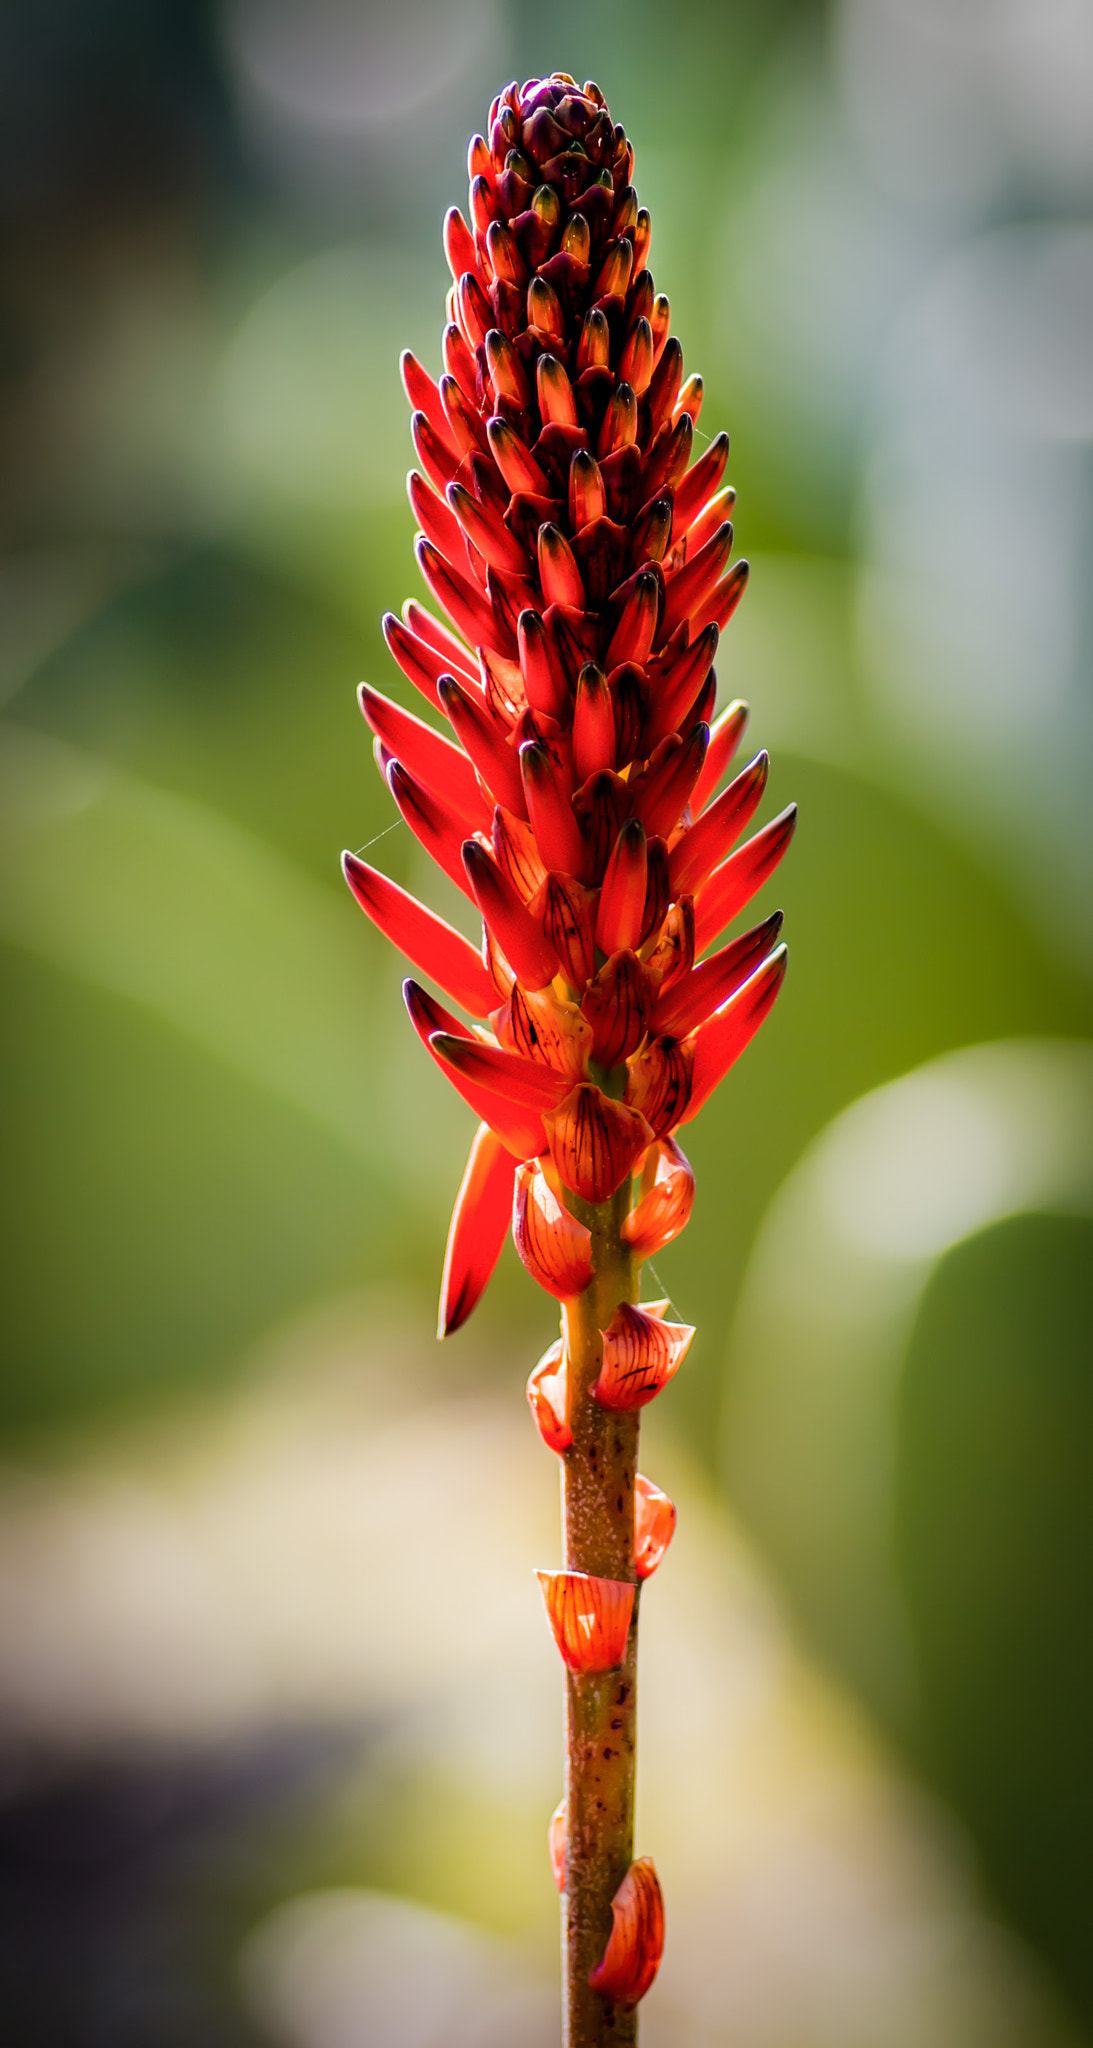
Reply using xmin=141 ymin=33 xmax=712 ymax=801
xmin=439 ymin=1123 xmax=516 ymax=1336
xmin=650 ymin=911 xmax=784 ymax=1039
xmin=593 ymin=1302 xmax=694 ymax=1411
xmin=690 ymin=697 xmax=750 ymax=816
xmin=358 ymin=683 xmax=489 ymax=825
xmin=668 ymin=750 xmax=770 ymax=896
xmin=693 ymin=806 xmax=798 ymax=952
xmin=621 ymin=1136 xmax=695 ymax=1260
xmin=536 ymin=1570 xmax=635 ymax=1673
xmin=402 ymin=980 xmax=547 ymax=1160
xmin=595 ymin=818 xmax=648 ymax=956
xmin=634 ymin=1475 xmax=677 ymax=1579
xmin=527 ymin=1338 xmax=571 ymax=1452
xmin=462 ymin=839 xmax=559 ymax=988
xmin=588 ymin=1857 xmax=665 ymax=2003
xmin=683 ymin=945 xmax=789 ymax=1122
xmin=514 ymin=1161 xmax=594 ymax=1301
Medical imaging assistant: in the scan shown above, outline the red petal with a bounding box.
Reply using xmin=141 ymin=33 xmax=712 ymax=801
xmin=624 ymin=1036 xmax=693 ymax=1138
xmin=660 ymin=522 xmax=733 ymax=640
xmin=341 ymin=855 xmax=495 ymax=1016
xmin=641 ymin=622 xmax=718 ymax=751
xmin=588 ymin=1857 xmax=664 ymax=2003
xmin=593 ymin=1302 xmax=694 ymax=1411
xmin=431 ymin=1031 xmax=572 ymax=1115
xmin=634 ymin=1474 xmax=677 ymax=1579
xmin=385 ymin=759 xmax=479 ymax=898
xmin=402 ymin=981 xmax=546 ymax=1159
xmin=438 ymin=1123 xmax=516 ymax=1335
xmin=513 ymin=1161 xmax=593 ymax=1301
xmin=674 ymin=431 xmax=729 ymax=531
xmin=595 ymin=819 xmax=647 ymax=955
xmin=520 ymin=741 xmax=587 ymax=875
xmin=544 ymin=1085 xmax=653 ymax=1203
xmin=527 ymin=1339 xmax=571 ymax=1452
xmin=693 ymin=805 xmax=797 ymax=951
xmin=690 ymin=698 xmax=750 ymax=816
xmin=400 ymin=351 xmax=457 ymax=456
xmin=358 ymin=684 xmax=487 ymax=826
xmin=651 ymin=911 xmax=784 ymax=1039
xmin=621 ymin=1136 xmax=695 ymax=1260
xmin=696 ymin=557 xmax=749 ymax=634
xmin=436 ymin=674 xmax=526 ymax=817
xmin=668 ymin=750 xmax=769 ymax=895
xmin=536 ymin=1570 xmax=634 ymax=1672
xmin=462 ymin=840 xmax=559 ymax=988
xmin=683 ymin=945 xmax=788 ymax=1122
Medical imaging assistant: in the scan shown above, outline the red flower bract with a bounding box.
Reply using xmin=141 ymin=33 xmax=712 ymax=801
xmin=344 ymin=72 xmax=793 ymax=1324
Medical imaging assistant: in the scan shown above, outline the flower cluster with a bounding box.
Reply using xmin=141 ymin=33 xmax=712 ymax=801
xmin=344 ymin=70 xmax=793 ymax=2014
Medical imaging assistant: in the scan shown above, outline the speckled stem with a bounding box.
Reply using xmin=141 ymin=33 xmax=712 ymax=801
xmin=561 ymin=1179 xmax=640 ymax=2047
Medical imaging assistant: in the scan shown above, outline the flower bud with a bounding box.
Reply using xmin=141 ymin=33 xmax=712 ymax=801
xmin=514 ymin=1161 xmax=594 ymax=1301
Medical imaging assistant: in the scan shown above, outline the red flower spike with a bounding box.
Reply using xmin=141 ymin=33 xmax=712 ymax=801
xmin=651 ymin=910 xmax=784 ymax=1039
xmin=588 ymin=1857 xmax=665 ymax=2004
xmin=682 ymin=945 xmax=788 ymax=1123
xmin=634 ymin=1475 xmax=677 ymax=1579
xmin=536 ymin=1570 xmax=635 ymax=1673
xmin=341 ymin=854 xmax=495 ymax=1017
xmin=358 ymin=681 xmax=487 ymax=820
xmin=462 ymin=839 xmax=559 ymax=988
xmin=621 ymin=1136 xmax=695 ymax=1260
xmin=596 ymin=819 xmax=648 ymax=955
xmin=691 ymin=698 xmax=749 ymax=814
xmin=693 ymin=805 xmax=798 ymax=952
xmin=439 ymin=1123 xmax=517 ymax=1335
xmin=549 ymin=1799 xmax=566 ymax=1892
xmin=593 ymin=1303 xmax=694 ymax=1411
xmin=544 ymin=1085 xmax=653 ymax=1203
xmin=528 ymin=1342 xmax=570 ymax=1452
xmin=669 ymin=749 xmax=770 ymax=896
xmin=514 ymin=1161 xmax=594 ymax=1300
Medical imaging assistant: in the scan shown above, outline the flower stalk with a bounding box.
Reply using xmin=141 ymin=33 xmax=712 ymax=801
xmin=343 ymin=70 xmax=795 ymax=2040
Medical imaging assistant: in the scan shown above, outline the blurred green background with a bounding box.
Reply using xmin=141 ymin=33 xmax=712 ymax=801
xmin=1 ymin=2 xmax=1091 ymax=2043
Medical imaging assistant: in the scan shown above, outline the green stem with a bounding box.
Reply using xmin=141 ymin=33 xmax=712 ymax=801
xmin=560 ymin=1178 xmax=640 ymax=2047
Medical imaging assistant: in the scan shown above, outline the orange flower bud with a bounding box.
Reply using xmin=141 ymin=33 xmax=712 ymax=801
xmin=634 ymin=1474 xmax=676 ymax=1578
xmin=527 ymin=1338 xmax=570 ymax=1452
xmin=621 ymin=1136 xmax=695 ymax=1261
xmin=536 ymin=1569 xmax=634 ymax=1672
xmin=588 ymin=1856 xmax=664 ymax=2003
xmin=514 ymin=1161 xmax=594 ymax=1301
xmin=593 ymin=1302 xmax=694 ymax=1411
xmin=543 ymin=1085 xmax=653 ymax=1203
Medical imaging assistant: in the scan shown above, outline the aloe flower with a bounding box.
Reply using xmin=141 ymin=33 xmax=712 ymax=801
xmin=344 ymin=71 xmax=794 ymax=2045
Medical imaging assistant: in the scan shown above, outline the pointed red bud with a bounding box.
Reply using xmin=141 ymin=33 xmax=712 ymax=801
xmin=597 ymin=381 xmax=638 ymax=459
xmin=499 ymin=983 xmax=592 ymax=1077
xmin=342 ymin=854 xmax=495 ymax=1018
xmin=462 ymin=839 xmax=559 ymax=988
xmin=700 ymin=557 xmax=749 ymax=634
xmin=442 ymin=321 xmax=478 ymax=405
xmin=627 ymin=495 xmax=673 ymax=572
xmin=549 ymin=1799 xmax=566 ymax=1892
xmin=642 ymin=411 xmax=692 ymax=497
xmin=675 ymin=372 xmax=703 ymax=425
xmin=693 ymin=805 xmax=797 ymax=952
xmin=538 ymin=524 xmax=586 ymax=611
xmin=528 ymin=1340 xmax=570 ymax=1452
xmin=485 ymin=327 xmax=530 ymax=405
xmin=582 ymin=950 xmax=653 ymax=1068
xmin=634 ymin=724 xmax=710 ymax=841
xmin=540 ymin=872 xmax=597 ymax=989
xmin=520 ymin=742 xmax=587 ymax=875
xmin=634 ymin=1474 xmax=677 ymax=1578
xmin=527 ymin=275 xmax=565 ymax=342
xmin=647 ymin=336 xmax=682 ymax=435
xmin=410 ymin=410 xmax=460 ymax=495
xmin=536 ymin=1570 xmax=634 ymax=1673
xmin=457 ymin=272 xmax=492 ymax=351
xmin=514 ymin=1161 xmax=594 ymax=1301
xmin=688 ymin=483 xmax=737 ymax=555
xmin=436 ymin=674 xmax=526 ymax=817
xmin=651 ymin=911 xmax=784 ymax=1039
xmin=517 ymin=608 xmax=569 ymax=720
xmin=661 ymin=522 xmax=734 ymax=640
xmin=487 ymin=416 xmax=549 ymax=496
xmin=596 ymin=819 xmax=648 ymax=955
xmin=537 ymin=352 xmax=579 ymax=428
xmin=446 ymin=481 xmax=529 ymax=576
xmin=669 ymin=750 xmax=770 ymax=896
xmin=384 ymin=613 xmax=457 ymax=710
xmin=401 ymin=352 xmax=457 ymax=455
xmin=404 ymin=599 xmax=479 ymax=681
xmin=674 ymin=431 xmax=730 ymax=532
xmin=593 ymin=1302 xmax=694 ymax=1410
xmin=402 ymin=979 xmax=546 ymax=1159
xmin=408 ymin=467 xmax=463 ymax=559
xmin=443 ymin=206 xmax=478 ymax=282
xmin=415 ymin=537 xmax=506 ymax=657
xmin=593 ymin=237 xmax=633 ymax=301
xmin=569 ymin=449 xmax=607 ymax=530
xmin=618 ymin=316 xmax=654 ymax=396
xmin=690 ymin=698 xmax=749 ymax=815
xmin=642 ymin=623 xmax=719 ymax=750
xmin=577 ymin=306 xmax=611 ymax=371
xmin=683 ymin=945 xmax=788 ymax=1121
xmin=571 ymin=663 xmax=616 ymax=782
xmin=439 ymin=1122 xmax=516 ymax=1335
xmin=485 ymin=219 xmax=527 ymax=287
xmin=605 ymin=569 xmax=659 ymax=668
xmin=588 ymin=1857 xmax=664 ymax=2003
xmin=544 ymin=1085 xmax=653 ymax=1202
xmin=358 ymin=683 xmax=487 ymax=826
xmin=431 ymin=1028 xmax=571 ymax=1117
xmin=622 ymin=1136 xmax=695 ymax=1260
xmin=385 ymin=759 xmax=479 ymax=897
xmin=649 ymin=292 xmax=670 ymax=362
